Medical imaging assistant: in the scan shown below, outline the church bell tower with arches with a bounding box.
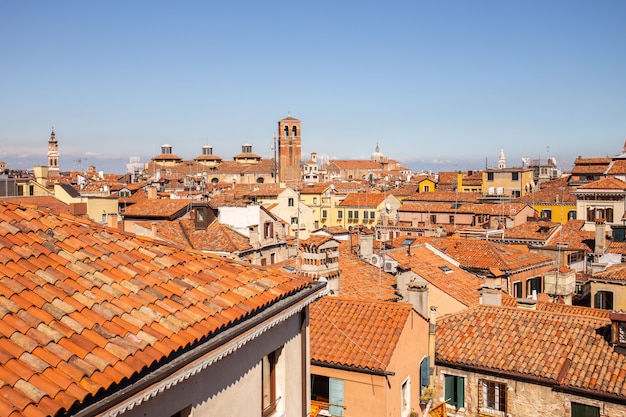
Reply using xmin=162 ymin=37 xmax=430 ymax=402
xmin=47 ymin=128 xmax=60 ymax=178
xmin=277 ymin=115 xmax=301 ymax=184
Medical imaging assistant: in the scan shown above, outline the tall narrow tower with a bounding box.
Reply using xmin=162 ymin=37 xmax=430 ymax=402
xmin=47 ymin=129 xmax=59 ymax=178
xmin=277 ymin=115 xmax=301 ymax=184
xmin=497 ymin=148 xmax=506 ymax=169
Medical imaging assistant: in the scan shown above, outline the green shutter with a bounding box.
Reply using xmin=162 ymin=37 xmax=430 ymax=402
xmin=329 ymin=378 xmax=344 ymax=417
xmin=420 ymin=357 xmax=430 ymax=387
xmin=594 ymin=291 xmax=601 ymax=309
xmin=572 ymin=402 xmax=600 ymax=417
xmin=456 ymin=376 xmax=464 ymax=408
xmin=444 ymin=375 xmax=455 ymax=407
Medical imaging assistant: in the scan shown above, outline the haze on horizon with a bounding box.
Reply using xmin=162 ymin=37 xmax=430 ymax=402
xmin=1 ymin=1 xmax=625 ymax=175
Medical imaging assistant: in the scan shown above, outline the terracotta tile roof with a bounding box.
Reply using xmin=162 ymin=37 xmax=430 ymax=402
xmin=592 ymin=263 xmax=626 ymax=282
xmin=571 ymin=157 xmax=611 ymax=175
xmin=327 ymin=160 xmax=382 ymax=170
xmin=80 ymin=181 xmax=124 ymax=193
xmin=387 ymin=185 xmax=420 ymax=197
xmin=336 ymin=243 xmax=398 ymax=301
xmin=147 ymin=219 xmax=252 ymax=253
xmin=236 ymin=183 xmax=285 ymax=198
xmin=310 ymin=297 xmax=412 ymax=373
xmin=436 ymin=304 xmax=626 ymax=400
xmin=388 ymin=246 xmax=483 ymax=307
xmin=606 ymin=159 xmax=626 ymax=175
xmin=299 ymin=183 xmax=331 ymax=194
xmin=403 ymin=191 xmax=480 ymax=203
xmin=214 ymin=159 xmax=274 ymax=174
xmin=338 ymin=192 xmax=385 ymax=208
xmin=503 ymin=220 xmax=561 ymax=242
xmin=513 ymin=177 xmax=576 ymax=204
xmin=576 ymin=177 xmax=626 ymax=191
xmin=0 ymin=198 xmax=71 ymax=215
xmin=608 ymin=241 xmax=626 ymax=255
xmin=544 ymin=220 xmax=595 ymax=252
xmin=394 ymin=237 xmax=553 ymax=274
xmin=0 ymin=201 xmax=318 ymax=416
xmin=122 ymin=199 xmax=192 ymax=219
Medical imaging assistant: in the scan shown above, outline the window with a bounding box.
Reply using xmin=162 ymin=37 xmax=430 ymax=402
xmin=487 ymin=172 xmax=494 ymax=181
xmin=363 ymin=211 xmax=369 ymax=219
xmin=263 ymin=222 xmax=273 ymax=239
xmin=540 ymin=209 xmax=552 ymax=219
xmin=512 ymin=281 xmax=522 ymax=298
xmin=568 ymin=210 xmax=577 ymax=220
xmin=313 ymin=197 xmax=318 ymax=204
xmin=370 ymin=211 xmax=375 ymax=220
xmin=337 ymin=210 xmax=343 ymax=219
xmin=527 ymin=277 xmax=542 ymax=297
xmin=288 ymin=198 xmax=294 ymax=207
xmin=322 ymin=209 xmax=327 ymax=219
xmin=311 ymin=375 xmax=344 ymax=417
xmin=401 ymin=378 xmax=411 ymax=416
xmin=479 ymin=380 xmax=506 ymax=414
xmin=420 ymin=357 xmax=430 ymax=388
xmin=348 ymin=210 xmax=353 ymax=219
xmin=571 ymin=402 xmax=600 ymax=417
xmin=424 ymin=185 xmax=430 ymax=192
xmin=594 ymin=290 xmax=614 ymax=310
xmin=444 ymin=374 xmax=464 ymax=409
xmin=291 ymin=217 xmax=298 ymax=225
xmin=430 ymin=215 xmax=436 ymax=224
xmin=512 ymin=172 xmax=519 ymax=181
xmin=262 ymin=351 xmax=277 ymax=416
xmin=354 ymin=211 xmax=359 ymax=220
xmin=587 ymin=206 xmax=613 ymax=223
xmin=449 ymin=215 xmax=455 ymax=224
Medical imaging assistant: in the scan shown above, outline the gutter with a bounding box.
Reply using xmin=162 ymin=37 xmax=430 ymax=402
xmin=310 ymin=360 xmax=395 ymax=377
xmin=71 ymin=280 xmax=327 ymax=417
xmin=436 ymin=359 xmax=626 ymax=406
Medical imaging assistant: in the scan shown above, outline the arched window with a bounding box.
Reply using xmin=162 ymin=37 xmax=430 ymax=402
xmin=292 ymin=126 xmax=297 ymax=137
xmin=211 ymin=178 xmax=219 ymax=183
xmin=257 ymin=177 xmax=264 ymax=183
xmin=284 ymin=126 xmax=289 ymax=138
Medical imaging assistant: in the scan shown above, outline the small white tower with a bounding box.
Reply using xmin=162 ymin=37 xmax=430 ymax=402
xmin=497 ymin=149 xmax=506 ymax=169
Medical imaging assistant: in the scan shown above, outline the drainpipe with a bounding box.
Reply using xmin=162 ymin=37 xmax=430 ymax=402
xmin=428 ymin=307 xmax=437 ymax=376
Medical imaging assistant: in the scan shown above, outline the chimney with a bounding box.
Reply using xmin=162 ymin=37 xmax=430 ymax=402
xmin=479 ymin=284 xmax=502 ymax=306
xmin=107 ymin=214 xmax=118 ymax=229
xmin=407 ymin=282 xmax=429 ymax=318
xmin=147 ymin=186 xmax=157 ymax=199
xmin=359 ymin=232 xmax=373 ymax=259
xmin=595 ymin=220 xmax=607 ymax=254
xmin=609 ymin=311 xmax=626 ymax=353
xmin=151 ymin=221 xmax=157 ymax=238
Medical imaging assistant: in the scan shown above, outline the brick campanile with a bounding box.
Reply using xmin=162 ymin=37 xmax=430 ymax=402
xmin=277 ymin=115 xmax=301 ymax=184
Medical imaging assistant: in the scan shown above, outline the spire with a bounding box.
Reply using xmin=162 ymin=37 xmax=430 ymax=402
xmin=498 ymin=148 xmax=506 ymax=169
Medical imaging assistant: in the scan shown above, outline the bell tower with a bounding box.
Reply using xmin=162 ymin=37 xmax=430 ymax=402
xmin=47 ymin=128 xmax=59 ymax=178
xmin=277 ymin=115 xmax=302 ymax=184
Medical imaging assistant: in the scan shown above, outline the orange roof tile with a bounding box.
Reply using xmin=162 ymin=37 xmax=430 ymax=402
xmin=0 ymin=201 xmax=321 ymax=416
xmin=310 ymin=297 xmax=412 ymax=372
xmin=436 ymin=304 xmax=626 ymax=400
xmin=122 ymin=199 xmax=192 ymax=218
xmin=576 ymin=177 xmax=626 ymax=191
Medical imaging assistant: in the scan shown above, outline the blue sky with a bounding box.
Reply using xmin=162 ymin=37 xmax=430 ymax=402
xmin=1 ymin=1 xmax=625 ymax=174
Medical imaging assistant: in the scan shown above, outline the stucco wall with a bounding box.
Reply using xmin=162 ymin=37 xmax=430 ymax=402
xmin=117 ymin=311 xmax=307 ymax=417
xmin=433 ymin=365 xmax=626 ymax=417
